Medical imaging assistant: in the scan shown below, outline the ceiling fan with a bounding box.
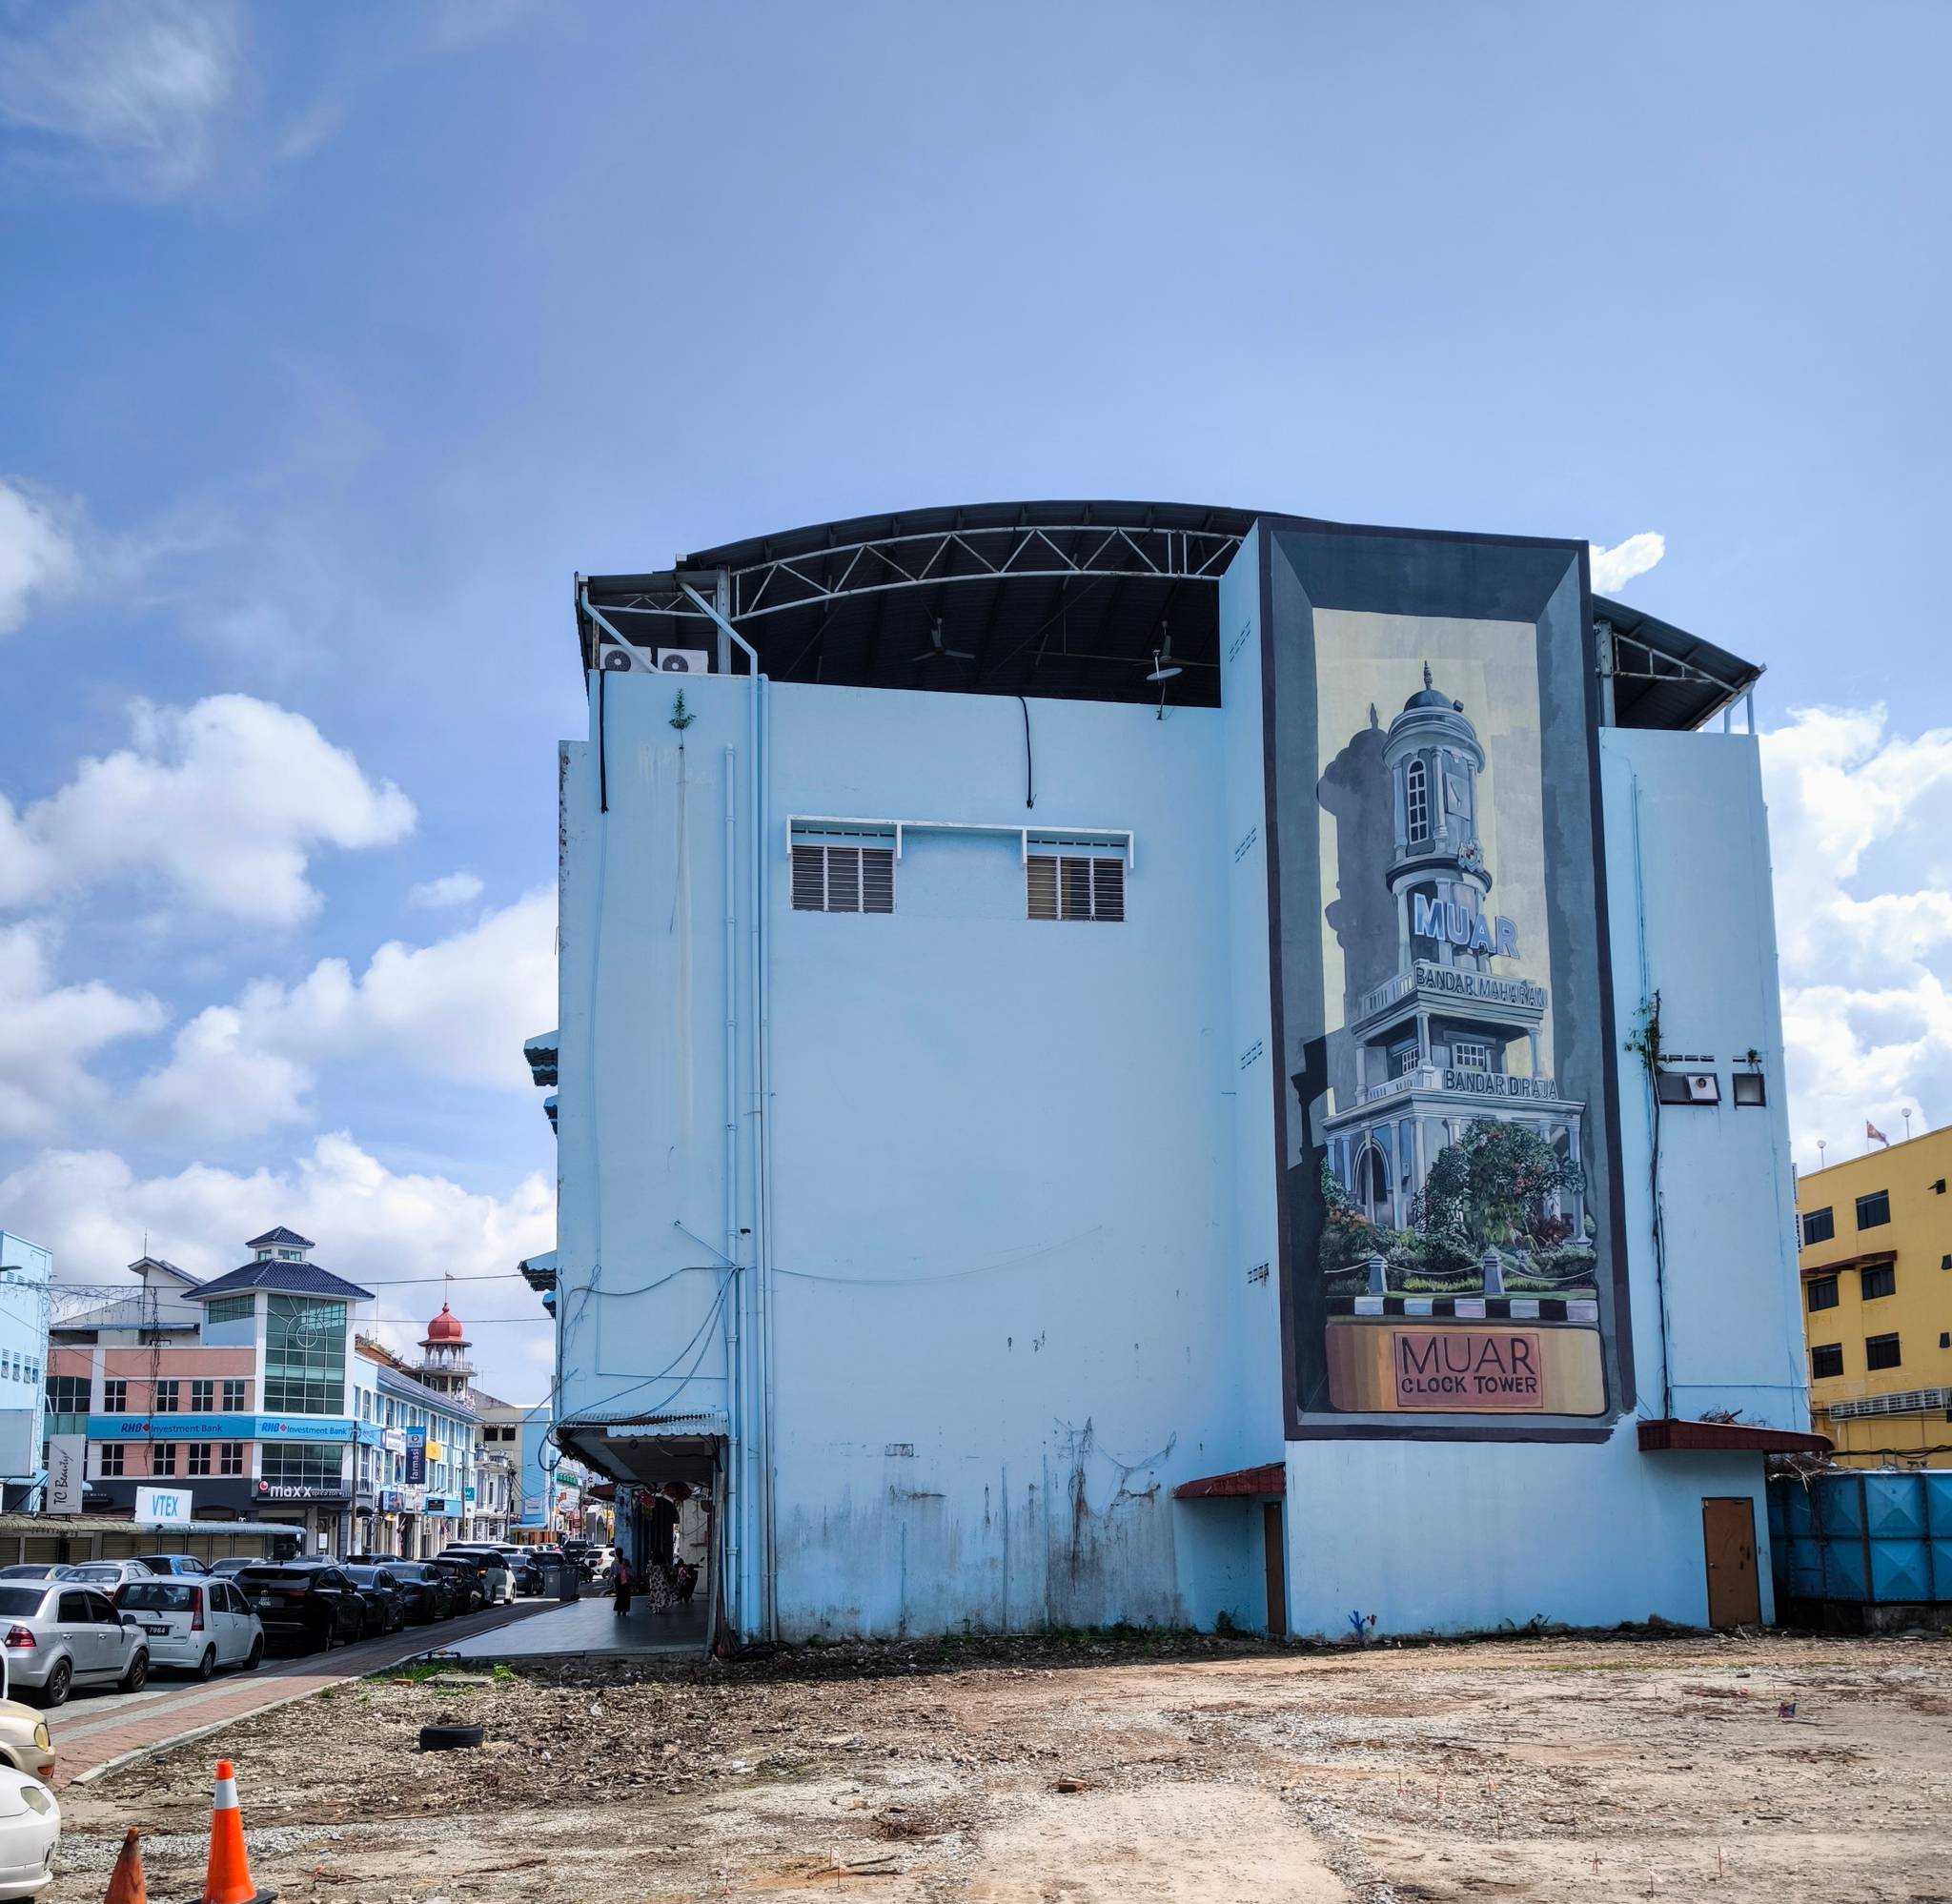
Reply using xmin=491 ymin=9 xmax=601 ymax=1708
xmin=912 ymin=617 xmax=975 ymax=663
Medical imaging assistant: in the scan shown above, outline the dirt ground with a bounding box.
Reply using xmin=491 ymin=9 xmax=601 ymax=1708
xmin=51 ymin=1628 xmax=1952 ymax=1903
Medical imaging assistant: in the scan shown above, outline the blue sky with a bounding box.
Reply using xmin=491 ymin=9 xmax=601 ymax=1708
xmin=2 ymin=1 xmax=1948 ymax=1391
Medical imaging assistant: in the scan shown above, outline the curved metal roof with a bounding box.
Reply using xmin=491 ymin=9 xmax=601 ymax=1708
xmin=578 ymin=501 xmax=1759 ymax=729
xmin=582 ymin=498 xmax=1251 ymax=708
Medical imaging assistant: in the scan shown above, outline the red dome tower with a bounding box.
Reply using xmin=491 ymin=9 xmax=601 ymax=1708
xmin=417 ymin=1303 xmax=475 ymax=1397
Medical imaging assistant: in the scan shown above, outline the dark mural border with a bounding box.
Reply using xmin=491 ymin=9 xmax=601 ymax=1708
xmin=1258 ymin=517 xmax=1636 ymax=1446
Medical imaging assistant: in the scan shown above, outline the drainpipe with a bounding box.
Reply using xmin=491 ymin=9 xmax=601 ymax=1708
xmin=681 ymin=583 xmax=774 ymax=1641
xmin=721 ymin=741 xmax=742 ymax=1629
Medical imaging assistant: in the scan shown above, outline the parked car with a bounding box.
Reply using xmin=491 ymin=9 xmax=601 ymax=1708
xmin=0 ymin=1573 xmax=67 ymax=1587
xmin=131 ymin=1554 xmax=212 ymax=1578
xmin=0 ymin=1584 xmax=149 ymax=1706
xmin=0 ymin=1698 xmax=54 ymax=1785
xmin=205 ymin=1555 xmax=290 ymax=1578
xmin=0 ymin=1765 xmax=58 ymax=1896
xmin=62 ymin=1562 xmax=154 ymax=1592
xmin=367 ymin=1560 xmax=451 ymax=1624
xmin=438 ymin=1547 xmax=515 ymax=1606
xmin=341 ymin=1567 xmax=406 ymax=1637
xmin=423 ymin=1555 xmax=484 ymax=1614
xmin=112 ymin=1578 xmax=263 ymax=1680
xmin=506 ymin=1551 xmax=544 ymax=1597
xmin=233 ymin=1561 xmax=362 ymax=1654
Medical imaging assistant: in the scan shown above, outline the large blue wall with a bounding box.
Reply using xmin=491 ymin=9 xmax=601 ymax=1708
xmin=552 ymin=568 xmax=1809 ymax=1639
xmin=555 ymin=661 xmax=1273 ymax=1633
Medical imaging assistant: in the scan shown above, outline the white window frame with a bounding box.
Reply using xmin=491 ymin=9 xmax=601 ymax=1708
xmin=1406 ymin=759 xmax=1430 ymax=842
xmin=1027 ymin=853 xmax=1126 ymax=922
xmin=1452 ymin=1038 xmax=1493 ymax=1072
xmin=790 ymin=839 xmax=896 ymax=914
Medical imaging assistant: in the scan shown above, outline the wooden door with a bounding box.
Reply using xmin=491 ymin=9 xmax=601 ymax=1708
xmin=1702 ymin=1497 xmax=1760 ymax=1627
xmin=1262 ymin=1501 xmax=1287 ymax=1638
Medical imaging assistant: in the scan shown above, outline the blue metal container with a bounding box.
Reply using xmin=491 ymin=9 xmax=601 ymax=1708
xmin=1769 ymin=1470 xmax=1949 ymax=1607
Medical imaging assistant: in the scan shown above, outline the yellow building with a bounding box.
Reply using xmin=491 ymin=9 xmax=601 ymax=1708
xmin=1796 ymin=1127 xmax=1952 ymax=1467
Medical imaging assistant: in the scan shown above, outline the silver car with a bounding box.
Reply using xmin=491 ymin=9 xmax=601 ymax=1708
xmin=0 ymin=1583 xmax=149 ymax=1706
xmin=62 ymin=1562 xmax=154 ymax=1592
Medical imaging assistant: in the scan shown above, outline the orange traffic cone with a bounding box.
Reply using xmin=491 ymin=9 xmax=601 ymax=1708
xmin=199 ymin=1761 xmax=274 ymax=1904
xmin=103 ymin=1826 xmax=146 ymax=1904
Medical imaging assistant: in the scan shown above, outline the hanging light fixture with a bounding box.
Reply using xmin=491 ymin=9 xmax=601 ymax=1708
xmin=1146 ymin=622 xmax=1182 ymax=682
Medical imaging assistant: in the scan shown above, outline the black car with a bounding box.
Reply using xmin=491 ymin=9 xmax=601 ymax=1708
xmin=509 ymin=1551 xmax=545 ymax=1597
xmin=342 ymin=1565 xmax=406 ymax=1636
xmin=234 ymin=1560 xmax=364 ymax=1652
xmin=424 ymin=1554 xmax=484 ymax=1614
xmin=376 ymin=1560 xmax=454 ymax=1623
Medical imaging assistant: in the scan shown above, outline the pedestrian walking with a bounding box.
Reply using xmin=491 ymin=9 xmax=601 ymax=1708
xmin=613 ymin=1553 xmax=634 ymax=1615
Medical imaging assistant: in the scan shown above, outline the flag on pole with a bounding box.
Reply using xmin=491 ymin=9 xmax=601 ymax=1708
xmin=1867 ymin=1120 xmax=1889 ymax=1146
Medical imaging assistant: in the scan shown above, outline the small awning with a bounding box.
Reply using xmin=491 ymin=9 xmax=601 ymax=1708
xmin=1800 ymin=1248 xmax=1895 ymax=1278
xmin=1173 ymin=1462 xmax=1286 ymax=1500
xmin=1637 ymin=1419 xmax=1831 ymax=1456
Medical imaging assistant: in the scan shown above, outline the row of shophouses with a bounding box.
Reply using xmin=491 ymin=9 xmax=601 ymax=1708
xmin=0 ymin=1225 xmax=571 ymax=1556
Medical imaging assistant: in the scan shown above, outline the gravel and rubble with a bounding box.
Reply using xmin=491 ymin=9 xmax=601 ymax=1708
xmin=46 ymin=1627 xmax=1952 ymax=1901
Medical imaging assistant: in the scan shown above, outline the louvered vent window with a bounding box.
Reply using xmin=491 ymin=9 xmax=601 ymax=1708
xmin=791 ymin=842 xmax=895 ymax=914
xmin=1027 ymin=854 xmax=1125 ymax=922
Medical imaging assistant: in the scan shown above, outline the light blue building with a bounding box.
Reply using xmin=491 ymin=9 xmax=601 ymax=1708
xmin=531 ymin=505 xmax=1822 ymax=1643
xmin=0 ymin=1235 xmax=51 ymax=1508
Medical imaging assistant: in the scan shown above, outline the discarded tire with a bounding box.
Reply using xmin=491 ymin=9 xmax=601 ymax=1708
xmin=418 ymin=1723 xmax=485 ymax=1752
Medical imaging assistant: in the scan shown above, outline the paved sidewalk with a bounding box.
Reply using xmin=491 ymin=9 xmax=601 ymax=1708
xmin=48 ymin=1598 xmax=552 ymax=1789
xmin=444 ymin=1590 xmax=708 ymax=1660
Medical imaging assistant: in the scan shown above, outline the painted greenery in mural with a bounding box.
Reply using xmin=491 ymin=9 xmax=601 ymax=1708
xmin=1320 ymin=1118 xmax=1596 ymax=1297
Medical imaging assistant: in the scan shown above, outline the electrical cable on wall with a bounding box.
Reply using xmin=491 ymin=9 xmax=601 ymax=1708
xmin=1016 ymin=695 xmax=1034 ymax=808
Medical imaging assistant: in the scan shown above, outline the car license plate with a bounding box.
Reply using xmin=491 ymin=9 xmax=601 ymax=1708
xmin=260 ymin=1593 xmax=284 ymax=1606
xmin=143 ymin=1624 xmax=170 ymax=1636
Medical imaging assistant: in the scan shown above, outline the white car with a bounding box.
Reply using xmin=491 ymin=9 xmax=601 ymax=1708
xmin=61 ymin=1562 xmax=154 ymax=1592
xmin=0 ymin=1767 xmax=57 ymax=1897
xmin=113 ymin=1578 xmax=263 ymax=1680
xmin=438 ymin=1547 xmax=516 ymax=1606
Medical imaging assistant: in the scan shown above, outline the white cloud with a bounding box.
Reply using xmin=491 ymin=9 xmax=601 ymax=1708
xmin=0 ymin=479 xmax=81 ymax=634
xmin=1760 ymin=703 xmax=1952 ymax=1157
xmin=0 ymin=1134 xmax=554 ymax=1393
xmin=0 ymin=921 xmax=164 ymax=1140
xmin=0 ymin=693 xmax=415 ymax=927
xmin=0 ymin=0 xmax=535 ymax=200
xmin=0 ymin=0 xmax=245 ymax=197
xmin=407 ymin=871 xmax=484 ymax=911
xmin=1590 ymin=532 xmax=1666 ymax=596
xmin=127 ymin=888 xmax=555 ymax=1137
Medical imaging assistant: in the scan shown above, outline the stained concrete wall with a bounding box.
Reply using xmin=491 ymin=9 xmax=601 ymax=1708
xmin=552 ymin=611 xmax=1804 ymax=1639
xmin=555 ymin=666 xmax=1255 ymax=1635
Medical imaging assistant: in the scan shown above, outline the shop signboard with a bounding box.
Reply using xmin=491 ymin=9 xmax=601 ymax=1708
xmin=134 ymin=1484 xmax=195 ymax=1526
xmin=1257 ymin=526 xmax=1629 ymax=1442
xmin=254 ymin=1480 xmax=349 ymax=1502
xmin=399 ymin=1485 xmax=426 ymax=1512
xmin=87 ymin=1412 xmax=357 ymax=1443
xmin=403 ymin=1426 xmax=427 ymax=1486
xmin=47 ymin=1435 xmax=85 ymax=1514
xmin=378 ymin=1489 xmax=401 ymax=1511
xmin=382 ymin=1428 xmax=406 ymax=1455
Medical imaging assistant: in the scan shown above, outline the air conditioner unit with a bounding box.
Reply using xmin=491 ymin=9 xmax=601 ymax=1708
xmin=1656 ymin=1068 xmax=1720 ymax=1105
xmin=656 ymin=648 xmax=711 ymax=675
xmin=596 ymin=634 xmax=658 ymax=674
